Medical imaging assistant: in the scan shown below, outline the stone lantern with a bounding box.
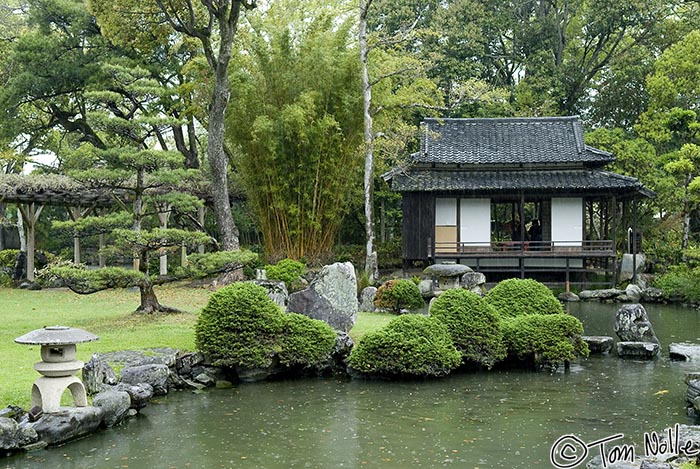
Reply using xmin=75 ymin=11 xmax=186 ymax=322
xmin=423 ymin=262 xmax=472 ymax=295
xmin=15 ymin=326 xmax=99 ymax=413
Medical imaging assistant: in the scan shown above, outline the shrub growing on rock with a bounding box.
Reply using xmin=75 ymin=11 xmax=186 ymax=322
xmin=195 ymin=282 xmax=284 ymax=369
xmin=278 ymin=313 xmax=336 ymax=368
xmin=195 ymin=282 xmax=337 ymax=373
xmin=373 ymin=279 xmax=424 ymax=313
xmin=429 ymin=289 xmax=506 ymax=368
xmin=501 ymin=313 xmax=589 ymax=369
xmin=265 ymin=258 xmax=305 ymax=288
xmin=485 ymin=278 xmax=563 ymax=318
xmin=348 ymin=315 xmax=461 ymax=378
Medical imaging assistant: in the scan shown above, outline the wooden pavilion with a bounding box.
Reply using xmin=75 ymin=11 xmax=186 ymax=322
xmin=383 ymin=116 xmax=653 ymax=286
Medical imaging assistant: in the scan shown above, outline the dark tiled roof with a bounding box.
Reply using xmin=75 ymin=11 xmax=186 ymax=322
xmin=417 ymin=117 xmax=613 ymax=165
xmin=391 ymin=168 xmax=652 ymax=196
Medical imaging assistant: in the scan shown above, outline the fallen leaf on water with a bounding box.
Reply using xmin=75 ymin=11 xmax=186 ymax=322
xmin=654 ymin=390 xmax=669 ymax=396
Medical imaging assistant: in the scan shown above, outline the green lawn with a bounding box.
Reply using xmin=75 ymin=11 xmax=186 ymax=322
xmin=0 ymin=285 xmax=393 ymax=408
xmin=0 ymin=284 xmax=212 ymax=407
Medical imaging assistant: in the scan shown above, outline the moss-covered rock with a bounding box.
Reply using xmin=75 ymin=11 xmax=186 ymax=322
xmin=429 ymin=289 xmax=506 ymax=369
xmin=195 ymin=282 xmax=284 ymax=369
xmin=373 ymin=279 xmax=425 ymax=313
xmin=278 ymin=313 xmax=336 ymax=368
xmin=348 ymin=315 xmax=461 ymax=378
xmin=501 ymin=313 xmax=589 ymax=368
xmin=195 ymin=282 xmax=338 ymax=375
xmin=485 ymin=278 xmax=563 ymax=318
xmin=265 ymin=258 xmax=305 ymax=288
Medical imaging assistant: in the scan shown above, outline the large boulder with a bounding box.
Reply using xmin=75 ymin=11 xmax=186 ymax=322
xmin=287 ymin=262 xmax=358 ymax=332
xmin=0 ymin=417 xmax=38 ymax=452
xmin=614 ymin=304 xmax=660 ymax=344
xmin=625 ymin=284 xmax=642 ymax=303
xmin=113 ymin=383 xmax=153 ymax=410
xmin=120 ymin=364 xmax=170 ymax=395
xmin=0 ymin=417 xmax=19 ymax=451
xmin=312 ymin=331 xmax=354 ymax=375
xmin=82 ymin=354 xmax=118 ymax=395
xmin=641 ymin=288 xmax=665 ymax=303
xmin=620 ymin=253 xmax=646 ymax=282
xmin=461 ymin=271 xmax=486 ymax=295
xmin=359 ymin=286 xmax=377 ymax=312
xmin=29 ymin=406 xmax=103 ymax=446
xmin=92 ymin=389 xmax=131 ymax=427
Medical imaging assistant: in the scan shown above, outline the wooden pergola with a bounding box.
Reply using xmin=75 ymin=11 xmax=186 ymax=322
xmin=0 ymin=174 xmax=116 ymax=281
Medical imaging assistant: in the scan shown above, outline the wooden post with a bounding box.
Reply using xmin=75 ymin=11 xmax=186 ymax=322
xmin=198 ymin=206 xmax=206 ymax=254
xmin=68 ymin=206 xmax=82 ymax=264
xmin=156 ymin=205 xmax=171 ymax=276
xmin=632 ymin=198 xmax=638 ymax=284
xmin=611 ymin=196 xmax=618 ymax=287
xmin=18 ymin=202 xmax=44 ymax=282
xmin=181 ymin=242 xmax=188 ymax=267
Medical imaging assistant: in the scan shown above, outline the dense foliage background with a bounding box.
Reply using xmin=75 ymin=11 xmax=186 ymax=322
xmin=2 ymin=0 xmax=700 ymax=277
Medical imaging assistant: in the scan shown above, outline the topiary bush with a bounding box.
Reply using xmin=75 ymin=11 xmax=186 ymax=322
xmin=348 ymin=314 xmax=461 ymax=378
xmin=373 ymin=279 xmax=424 ymax=313
xmin=429 ymin=289 xmax=506 ymax=369
xmin=265 ymin=258 xmax=305 ymax=288
xmin=501 ymin=313 xmax=589 ymax=369
xmin=485 ymin=278 xmax=563 ymax=318
xmin=195 ymin=282 xmax=285 ymax=369
xmin=195 ymin=282 xmax=337 ymax=373
xmin=278 ymin=312 xmax=336 ymax=368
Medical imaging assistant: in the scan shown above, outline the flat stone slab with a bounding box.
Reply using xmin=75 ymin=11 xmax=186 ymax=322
xmin=582 ymin=336 xmax=614 ymax=354
xmin=670 ymin=343 xmax=700 ymax=361
xmin=423 ymin=263 xmax=471 ymax=278
xmin=28 ymin=406 xmax=103 ymax=446
xmin=579 ymin=289 xmax=625 ymax=300
xmin=616 ymin=341 xmax=660 ymax=359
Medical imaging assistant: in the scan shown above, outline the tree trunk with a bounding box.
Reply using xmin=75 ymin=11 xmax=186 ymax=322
xmin=0 ymin=203 xmax=5 ymax=250
xmin=136 ymin=281 xmax=181 ymax=314
xmin=360 ymin=0 xmax=379 ymax=284
xmin=682 ymin=175 xmax=691 ymax=262
xmin=206 ymin=2 xmax=241 ymax=252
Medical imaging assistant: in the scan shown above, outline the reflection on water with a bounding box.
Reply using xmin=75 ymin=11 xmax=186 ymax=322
xmin=4 ymin=302 xmax=700 ymax=468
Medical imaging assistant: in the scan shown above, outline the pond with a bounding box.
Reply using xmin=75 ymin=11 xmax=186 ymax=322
xmin=4 ymin=302 xmax=700 ymax=469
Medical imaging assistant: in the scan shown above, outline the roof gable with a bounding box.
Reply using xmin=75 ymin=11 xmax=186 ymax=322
xmin=417 ymin=117 xmax=613 ymax=166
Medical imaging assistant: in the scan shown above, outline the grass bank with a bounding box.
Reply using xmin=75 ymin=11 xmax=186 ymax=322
xmin=0 ymin=285 xmax=394 ymax=408
xmin=0 ymin=284 xmax=211 ymax=407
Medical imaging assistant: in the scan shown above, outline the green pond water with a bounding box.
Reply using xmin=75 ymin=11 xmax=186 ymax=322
xmin=4 ymin=302 xmax=700 ymax=469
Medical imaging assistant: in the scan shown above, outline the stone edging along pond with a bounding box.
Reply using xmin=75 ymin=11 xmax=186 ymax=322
xmin=2 ymin=287 xmax=700 ymax=467
xmin=0 ymin=338 xmax=353 ymax=456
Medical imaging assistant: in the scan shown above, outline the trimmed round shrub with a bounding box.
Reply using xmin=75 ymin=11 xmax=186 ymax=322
xmin=429 ymin=289 xmax=506 ymax=368
xmin=373 ymin=279 xmax=424 ymax=313
xmin=348 ymin=315 xmax=461 ymax=378
xmin=195 ymin=282 xmax=284 ymax=369
xmin=265 ymin=258 xmax=305 ymax=287
xmin=485 ymin=278 xmax=563 ymax=318
xmin=501 ymin=313 xmax=589 ymax=368
xmin=278 ymin=313 xmax=336 ymax=368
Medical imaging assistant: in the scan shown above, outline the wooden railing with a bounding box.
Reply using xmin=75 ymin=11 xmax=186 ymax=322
xmin=430 ymin=239 xmax=614 ymax=257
